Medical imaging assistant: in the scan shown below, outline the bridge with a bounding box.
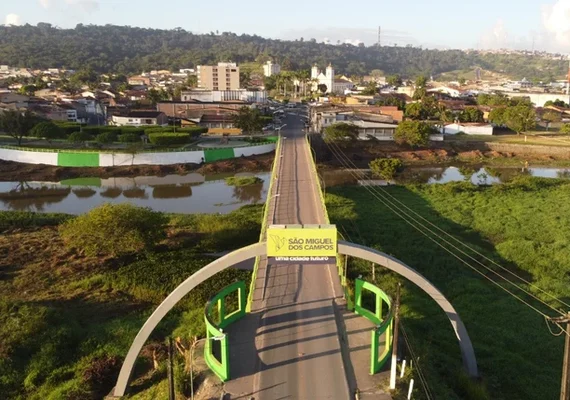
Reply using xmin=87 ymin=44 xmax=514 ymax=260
xmin=109 ymin=109 xmax=478 ymax=399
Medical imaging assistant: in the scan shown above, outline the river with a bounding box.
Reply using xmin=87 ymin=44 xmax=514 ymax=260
xmin=0 ymin=172 xmax=270 ymax=214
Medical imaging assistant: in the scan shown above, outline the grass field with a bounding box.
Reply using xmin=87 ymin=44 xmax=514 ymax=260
xmin=327 ymin=176 xmax=570 ymax=400
xmin=0 ymin=206 xmax=261 ymax=399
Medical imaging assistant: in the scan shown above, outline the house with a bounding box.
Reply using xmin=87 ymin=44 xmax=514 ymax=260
xmin=198 ymin=114 xmax=242 ymax=134
xmin=428 ymin=86 xmax=462 ymax=98
xmin=111 ymin=111 xmax=168 ymax=126
xmin=439 ymin=122 xmax=494 ymax=136
xmin=0 ymin=93 xmax=29 ymax=108
xmin=128 ymin=76 xmax=151 ymax=86
xmin=351 ymin=120 xmax=398 ymax=140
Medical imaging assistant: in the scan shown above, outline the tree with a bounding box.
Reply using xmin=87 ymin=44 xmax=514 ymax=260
xmin=239 ymin=71 xmax=251 ymax=87
xmin=186 ymin=75 xmax=198 ymax=88
xmin=394 ymin=120 xmax=433 ymax=147
xmin=68 ymin=131 xmax=92 ymax=145
xmin=147 ymin=88 xmax=169 ymax=105
xmin=317 ymin=83 xmax=328 ymax=94
xmin=405 ymin=102 xmax=427 ymax=120
xmin=488 ymin=107 xmax=507 ymax=126
xmin=509 ymin=96 xmax=532 ymax=107
xmin=323 ymin=123 xmax=359 ymax=144
xmin=544 ymin=99 xmax=568 ymax=108
xmin=458 ymin=107 xmax=484 ymax=123
xmin=30 ymin=121 xmax=64 ymax=143
xmin=560 ymin=123 xmax=570 ymax=134
xmin=369 ymin=158 xmax=403 ymax=180
xmin=458 ymin=77 xmax=466 ymax=86
xmin=386 ymin=74 xmax=402 ymax=87
xmin=361 ymin=81 xmax=378 ymax=95
xmin=503 ymin=105 xmax=536 ymax=135
xmin=542 ymin=110 xmax=561 ymax=131
xmin=231 ymin=106 xmax=263 ymax=134
xmin=264 ymin=75 xmax=277 ymax=91
xmin=0 ymin=110 xmax=38 ymax=145
xmin=477 ymin=93 xmax=509 ymax=107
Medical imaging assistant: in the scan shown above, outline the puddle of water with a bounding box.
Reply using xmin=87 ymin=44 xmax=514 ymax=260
xmin=0 ymin=172 xmax=270 ymax=214
xmin=322 ymin=166 xmax=570 ymax=187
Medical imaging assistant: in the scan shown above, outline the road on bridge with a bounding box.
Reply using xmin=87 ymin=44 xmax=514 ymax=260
xmin=226 ymin=108 xmax=350 ymax=399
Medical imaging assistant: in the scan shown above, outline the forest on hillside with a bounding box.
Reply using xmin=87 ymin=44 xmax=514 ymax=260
xmin=0 ymin=24 xmax=566 ymax=80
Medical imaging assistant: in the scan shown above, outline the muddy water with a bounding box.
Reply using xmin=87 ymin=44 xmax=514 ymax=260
xmin=0 ymin=172 xmax=270 ymax=214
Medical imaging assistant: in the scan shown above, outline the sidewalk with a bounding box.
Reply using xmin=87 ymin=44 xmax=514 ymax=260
xmin=334 ymin=298 xmax=392 ymax=400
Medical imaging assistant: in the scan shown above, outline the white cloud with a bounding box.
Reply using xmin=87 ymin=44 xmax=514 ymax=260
xmin=39 ymin=0 xmax=53 ymax=9
xmin=479 ymin=19 xmax=510 ymax=49
xmin=542 ymin=0 xmax=570 ymax=51
xmin=4 ymin=14 xmax=22 ymax=26
xmin=64 ymin=0 xmax=100 ymax=13
xmin=38 ymin=0 xmax=100 ymax=13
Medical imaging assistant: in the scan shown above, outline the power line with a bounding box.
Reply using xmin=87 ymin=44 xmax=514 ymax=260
xmin=323 ymin=139 xmax=567 ymax=321
xmin=400 ymin=320 xmax=434 ymax=400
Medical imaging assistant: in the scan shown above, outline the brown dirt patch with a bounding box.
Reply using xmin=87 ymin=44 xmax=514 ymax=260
xmin=0 ymin=153 xmax=274 ymax=182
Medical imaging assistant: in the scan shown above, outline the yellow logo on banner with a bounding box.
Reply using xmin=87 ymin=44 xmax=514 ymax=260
xmin=266 ymin=226 xmax=337 ymax=257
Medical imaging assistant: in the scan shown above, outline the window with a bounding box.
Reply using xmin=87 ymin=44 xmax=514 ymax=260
xmin=231 ymin=69 xmax=237 ymax=72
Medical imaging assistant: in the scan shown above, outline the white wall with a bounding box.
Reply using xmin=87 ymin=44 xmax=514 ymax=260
xmin=233 ymin=143 xmax=275 ymax=157
xmin=99 ymin=151 xmax=206 ymax=166
xmin=0 ymin=148 xmax=58 ymax=165
xmin=440 ymin=124 xmax=494 ymax=136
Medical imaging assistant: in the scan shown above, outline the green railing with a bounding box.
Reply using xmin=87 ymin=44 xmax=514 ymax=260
xmin=354 ymin=279 xmax=394 ymax=374
xmin=306 ymin=135 xmax=330 ymax=224
xmin=203 ymin=280 xmax=247 ymax=382
xmin=246 ymin=136 xmax=282 ymax=312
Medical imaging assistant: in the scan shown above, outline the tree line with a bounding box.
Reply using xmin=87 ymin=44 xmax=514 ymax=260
xmin=0 ymin=24 xmax=566 ymax=80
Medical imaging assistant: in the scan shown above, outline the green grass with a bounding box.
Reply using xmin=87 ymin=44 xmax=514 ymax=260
xmin=0 ymin=205 xmax=261 ymax=399
xmin=327 ymin=176 xmax=570 ymax=400
xmin=225 ymin=176 xmax=264 ymax=187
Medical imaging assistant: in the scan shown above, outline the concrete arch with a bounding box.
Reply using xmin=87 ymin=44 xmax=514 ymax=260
xmin=112 ymin=240 xmax=477 ymax=396
xmin=112 ymin=242 xmax=266 ymax=397
xmin=338 ymin=240 xmax=478 ymax=377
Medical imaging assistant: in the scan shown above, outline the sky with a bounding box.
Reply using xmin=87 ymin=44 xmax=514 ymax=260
xmin=2 ymin=0 xmax=570 ymax=53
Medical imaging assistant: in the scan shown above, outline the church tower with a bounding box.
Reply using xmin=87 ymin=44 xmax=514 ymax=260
xmin=311 ymin=64 xmax=319 ymax=79
xmin=325 ymin=64 xmax=334 ymax=94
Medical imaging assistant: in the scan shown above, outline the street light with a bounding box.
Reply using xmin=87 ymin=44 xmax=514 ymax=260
xmin=190 ymin=334 xmax=226 ymax=400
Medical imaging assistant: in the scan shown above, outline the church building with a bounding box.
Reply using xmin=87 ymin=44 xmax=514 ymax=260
xmin=311 ymin=64 xmax=353 ymax=95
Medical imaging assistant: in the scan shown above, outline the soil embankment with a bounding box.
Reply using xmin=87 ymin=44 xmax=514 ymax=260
xmin=0 ymin=153 xmax=274 ymax=181
xmin=310 ymin=138 xmax=570 ymax=169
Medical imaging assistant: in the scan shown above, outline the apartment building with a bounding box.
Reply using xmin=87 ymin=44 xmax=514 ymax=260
xmin=197 ymin=62 xmax=240 ymax=91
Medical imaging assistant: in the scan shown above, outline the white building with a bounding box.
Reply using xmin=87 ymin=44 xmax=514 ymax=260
xmin=180 ymin=89 xmax=267 ymax=103
xmin=263 ymin=61 xmax=281 ymax=77
xmin=311 ymin=64 xmax=353 ymax=95
xmin=111 ymin=111 xmax=168 ymax=127
xmin=428 ymin=86 xmax=462 ymax=98
xmin=439 ymin=123 xmax=494 ymax=136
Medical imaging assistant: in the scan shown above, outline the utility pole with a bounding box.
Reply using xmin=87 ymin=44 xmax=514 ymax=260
xmin=167 ymin=337 xmax=175 ymax=400
xmin=389 ymin=283 xmax=401 ymax=390
xmin=550 ymin=313 xmax=570 ymax=400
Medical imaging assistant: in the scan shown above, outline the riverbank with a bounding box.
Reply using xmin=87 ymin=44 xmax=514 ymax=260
xmin=0 ymin=152 xmax=274 ymax=181
xmin=0 ymin=206 xmax=261 ymax=399
xmin=326 ymin=177 xmax=569 ymax=399
xmin=313 ymin=140 xmax=570 ymax=169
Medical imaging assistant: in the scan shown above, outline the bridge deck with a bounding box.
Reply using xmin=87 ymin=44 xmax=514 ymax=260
xmin=226 ymin=112 xmax=350 ymax=399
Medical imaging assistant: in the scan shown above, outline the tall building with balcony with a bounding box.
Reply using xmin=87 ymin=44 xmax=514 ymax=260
xmin=197 ymin=62 xmax=240 ymax=91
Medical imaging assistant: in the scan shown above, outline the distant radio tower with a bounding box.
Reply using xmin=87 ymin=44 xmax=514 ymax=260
xmin=378 ymin=26 xmax=381 ymax=47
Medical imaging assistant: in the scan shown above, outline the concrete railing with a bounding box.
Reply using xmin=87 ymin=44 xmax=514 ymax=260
xmin=246 ymin=136 xmax=282 ymax=312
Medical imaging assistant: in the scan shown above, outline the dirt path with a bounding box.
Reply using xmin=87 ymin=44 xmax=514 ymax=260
xmin=0 ymin=153 xmax=274 ymax=182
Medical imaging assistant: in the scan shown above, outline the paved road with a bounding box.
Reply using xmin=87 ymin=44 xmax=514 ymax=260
xmin=226 ymin=109 xmax=349 ymax=399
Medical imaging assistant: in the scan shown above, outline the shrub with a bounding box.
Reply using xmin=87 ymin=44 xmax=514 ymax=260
xmin=118 ymin=132 xmax=140 ymax=143
xmin=68 ymin=131 xmax=92 ymax=143
xmin=148 ymin=132 xmax=191 ymax=145
xmin=59 ymin=203 xmax=168 ymax=256
xmin=80 ymin=126 xmax=102 ymax=136
xmin=225 ymin=176 xmax=264 ymax=186
xmin=95 ymin=131 xmax=118 ymax=144
xmin=81 ymin=355 xmax=121 ymax=399
xmin=369 ymin=158 xmax=403 ymax=180
xmin=56 ymin=123 xmax=82 ymax=136
xmin=120 ymin=126 xmax=145 ymax=135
